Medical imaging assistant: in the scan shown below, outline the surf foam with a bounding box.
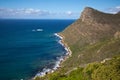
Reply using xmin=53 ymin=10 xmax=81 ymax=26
xmin=32 ymin=29 xmax=43 ymax=32
xmin=33 ymin=33 xmax=70 ymax=79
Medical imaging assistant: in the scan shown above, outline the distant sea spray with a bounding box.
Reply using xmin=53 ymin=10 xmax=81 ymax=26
xmin=32 ymin=29 xmax=43 ymax=32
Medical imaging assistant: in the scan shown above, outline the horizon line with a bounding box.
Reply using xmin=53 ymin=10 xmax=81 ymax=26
xmin=0 ymin=18 xmax=77 ymax=20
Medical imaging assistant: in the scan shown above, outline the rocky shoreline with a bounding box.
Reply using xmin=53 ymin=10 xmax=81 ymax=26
xmin=33 ymin=33 xmax=72 ymax=80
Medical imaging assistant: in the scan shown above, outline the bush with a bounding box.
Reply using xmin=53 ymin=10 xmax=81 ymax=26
xmin=92 ymin=57 xmax=120 ymax=80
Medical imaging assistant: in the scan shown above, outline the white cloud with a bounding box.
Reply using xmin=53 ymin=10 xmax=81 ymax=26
xmin=0 ymin=8 xmax=79 ymax=19
xmin=116 ymin=6 xmax=120 ymax=9
xmin=106 ymin=6 xmax=120 ymax=14
xmin=0 ymin=8 xmax=50 ymax=18
xmin=66 ymin=11 xmax=73 ymax=16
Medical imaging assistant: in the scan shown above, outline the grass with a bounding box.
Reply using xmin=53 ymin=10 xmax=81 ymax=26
xmin=34 ymin=38 xmax=120 ymax=80
xmin=35 ymin=54 xmax=120 ymax=80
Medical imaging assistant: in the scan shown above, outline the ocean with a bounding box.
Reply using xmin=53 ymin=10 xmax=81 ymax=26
xmin=0 ymin=19 xmax=75 ymax=80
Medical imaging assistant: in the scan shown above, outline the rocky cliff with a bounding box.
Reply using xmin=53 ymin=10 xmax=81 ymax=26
xmin=61 ymin=7 xmax=120 ymax=46
xmin=60 ymin=7 xmax=120 ymax=67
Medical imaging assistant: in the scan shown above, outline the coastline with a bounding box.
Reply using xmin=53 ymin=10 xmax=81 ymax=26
xmin=57 ymin=33 xmax=72 ymax=57
xmin=33 ymin=33 xmax=72 ymax=79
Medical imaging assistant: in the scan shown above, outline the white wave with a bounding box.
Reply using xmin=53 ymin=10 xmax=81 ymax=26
xmin=58 ymin=40 xmax=64 ymax=46
xmin=33 ymin=33 xmax=70 ymax=79
xmin=36 ymin=29 xmax=43 ymax=32
xmin=54 ymin=33 xmax=70 ymax=56
xmin=32 ymin=29 xmax=43 ymax=32
xmin=53 ymin=57 xmax=63 ymax=70
xmin=35 ymin=68 xmax=51 ymax=77
xmin=64 ymin=47 xmax=69 ymax=52
xmin=54 ymin=33 xmax=63 ymax=39
xmin=34 ymin=56 xmax=64 ymax=79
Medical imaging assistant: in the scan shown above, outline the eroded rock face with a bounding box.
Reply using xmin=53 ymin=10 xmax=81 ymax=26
xmin=114 ymin=31 xmax=120 ymax=39
xmin=61 ymin=7 xmax=120 ymax=46
xmin=80 ymin=7 xmax=97 ymax=23
xmin=80 ymin=7 xmax=120 ymax=24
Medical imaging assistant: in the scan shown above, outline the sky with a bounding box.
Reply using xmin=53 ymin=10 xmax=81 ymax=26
xmin=0 ymin=0 xmax=120 ymax=19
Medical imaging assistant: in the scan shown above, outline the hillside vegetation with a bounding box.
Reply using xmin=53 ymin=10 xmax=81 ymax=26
xmin=36 ymin=54 xmax=120 ymax=80
xmin=34 ymin=7 xmax=120 ymax=80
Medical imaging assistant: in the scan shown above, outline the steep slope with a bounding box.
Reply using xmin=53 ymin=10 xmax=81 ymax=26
xmin=59 ymin=7 xmax=120 ymax=70
xmin=35 ymin=7 xmax=120 ymax=80
xmin=61 ymin=7 xmax=120 ymax=46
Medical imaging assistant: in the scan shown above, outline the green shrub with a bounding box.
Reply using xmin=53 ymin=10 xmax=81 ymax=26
xmin=92 ymin=56 xmax=120 ymax=80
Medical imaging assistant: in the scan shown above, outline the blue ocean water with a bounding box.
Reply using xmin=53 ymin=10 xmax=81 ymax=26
xmin=0 ymin=19 xmax=75 ymax=80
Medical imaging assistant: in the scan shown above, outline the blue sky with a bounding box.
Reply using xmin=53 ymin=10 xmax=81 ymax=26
xmin=0 ymin=0 xmax=120 ymax=19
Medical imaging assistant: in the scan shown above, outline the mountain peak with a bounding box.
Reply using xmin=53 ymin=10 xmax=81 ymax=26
xmin=80 ymin=7 xmax=120 ymax=24
xmin=80 ymin=7 xmax=99 ymax=23
xmin=61 ymin=7 xmax=120 ymax=46
xmin=81 ymin=7 xmax=96 ymax=16
xmin=83 ymin=7 xmax=96 ymax=12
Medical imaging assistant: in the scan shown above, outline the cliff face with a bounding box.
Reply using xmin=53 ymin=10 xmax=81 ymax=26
xmin=60 ymin=7 xmax=120 ymax=66
xmin=81 ymin=7 xmax=120 ymax=24
xmin=61 ymin=7 xmax=120 ymax=46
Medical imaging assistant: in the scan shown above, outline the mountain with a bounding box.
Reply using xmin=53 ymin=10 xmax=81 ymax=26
xmin=35 ymin=7 xmax=120 ymax=80
xmin=59 ymin=6 xmax=120 ymax=72
xmin=61 ymin=7 xmax=120 ymax=46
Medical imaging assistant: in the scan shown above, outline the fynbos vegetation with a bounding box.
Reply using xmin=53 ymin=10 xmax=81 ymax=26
xmin=35 ymin=7 xmax=120 ymax=80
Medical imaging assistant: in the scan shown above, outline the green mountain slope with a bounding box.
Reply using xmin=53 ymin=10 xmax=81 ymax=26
xmin=34 ymin=7 xmax=120 ymax=80
xmin=59 ymin=7 xmax=120 ymax=71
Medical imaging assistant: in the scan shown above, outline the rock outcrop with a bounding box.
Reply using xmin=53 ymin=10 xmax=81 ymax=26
xmin=61 ymin=7 xmax=120 ymax=46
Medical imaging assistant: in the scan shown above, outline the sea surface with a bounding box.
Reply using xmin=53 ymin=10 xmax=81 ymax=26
xmin=0 ymin=19 xmax=75 ymax=80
